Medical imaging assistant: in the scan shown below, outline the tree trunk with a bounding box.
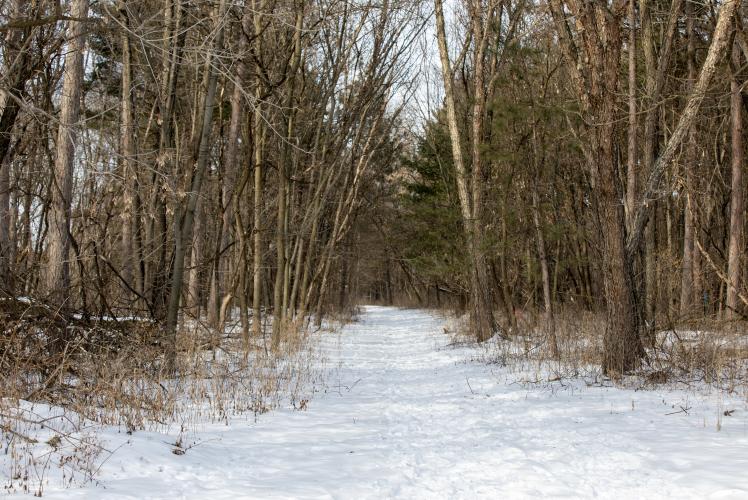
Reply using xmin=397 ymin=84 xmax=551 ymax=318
xmin=119 ymin=0 xmax=138 ymax=304
xmin=272 ymin=9 xmax=304 ymax=349
xmin=680 ymin=0 xmax=698 ymax=316
xmin=595 ymin=117 xmax=644 ymax=374
xmin=187 ymin=202 xmax=203 ymax=319
xmin=252 ymin=108 xmax=265 ymax=338
xmin=434 ymin=0 xmax=495 ymax=342
xmin=0 ymin=0 xmax=31 ymax=290
xmin=726 ymin=36 xmax=744 ymax=320
xmin=626 ymin=0 xmax=637 ymax=230
xmin=0 ymin=153 xmax=10 ymax=291
xmin=548 ymin=0 xmax=644 ymax=373
xmin=627 ymin=0 xmax=739 ymax=255
xmin=532 ymin=188 xmax=558 ymax=358
xmin=208 ymin=4 xmax=251 ymax=328
xmin=164 ymin=0 xmax=227 ymax=367
xmin=149 ymin=0 xmax=184 ymax=321
xmin=45 ymin=0 xmax=89 ymax=307
xmin=639 ymin=0 xmax=681 ymax=330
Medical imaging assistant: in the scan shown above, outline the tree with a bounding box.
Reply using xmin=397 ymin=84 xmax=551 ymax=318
xmin=548 ymin=0 xmax=739 ymax=373
xmin=45 ymin=0 xmax=89 ymax=308
xmin=164 ymin=0 xmax=228 ymax=367
xmin=434 ymin=0 xmax=497 ymax=342
xmin=726 ymin=32 xmax=744 ymax=320
xmin=548 ymin=0 xmax=643 ymax=373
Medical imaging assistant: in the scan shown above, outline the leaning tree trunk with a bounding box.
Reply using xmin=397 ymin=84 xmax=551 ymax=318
xmin=627 ymin=0 xmax=739 ymax=255
xmin=45 ymin=0 xmax=89 ymax=308
xmin=164 ymin=0 xmax=227 ymax=368
xmin=207 ymin=1 xmax=252 ymax=329
xmin=148 ymin=0 xmax=183 ymax=321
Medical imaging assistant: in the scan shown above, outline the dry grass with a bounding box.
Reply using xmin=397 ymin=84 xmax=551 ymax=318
xmin=0 ymin=297 xmax=330 ymax=496
xmin=442 ymin=305 xmax=748 ymax=397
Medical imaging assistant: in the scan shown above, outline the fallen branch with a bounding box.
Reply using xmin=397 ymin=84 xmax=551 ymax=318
xmin=665 ymin=405 xmax=691 ymax=416
xmin=694 ymin=237 xmax=748 ymax=312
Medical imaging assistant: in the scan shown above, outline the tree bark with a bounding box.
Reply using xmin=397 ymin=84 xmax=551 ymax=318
xmin=252 ymin=105 xmax=265 ymax=338
xmin=626 ymin=0 xmax=637 ymax=230
xmin=272 ymin=8 xmax=304 ymax=349
xmin=726 ymin=35 xmax=744 ymax=320
xmin=118 ymin=0 xmax=138 ymax=304
xmin=627 ymin=0 xmax=740 ymax=256
xmin=434 ymin=0 xmax=495 ymax=342
xmin=679 ymin=0 xmax=697 ymax=316
xmin=207 ymin=2 xmax=252 ymax=329
xmin=532 ymin=188 xmax=558 ymax=358
xmin=165 ymin=0 xmax=227 ymax=367
xmin=0 ymin=153 xmax=10 ymax=291
xmin=45 ymin=0 xmax=89 ymax=308
xmin=0 ymin=0 xmax=31 ymax=290
xmin=148 ymin=0 xmax=184 ymax=321
xmin=548 ymin=0 xmax=643 ymax=373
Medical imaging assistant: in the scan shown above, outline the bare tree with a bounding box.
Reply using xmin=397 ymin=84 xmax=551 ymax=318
xmin=726 ymin=32 xmax=744 ymax=320
xmin=165 ymin=0 xmax=228 ymax=366
xmin=45 ymin=0 xmax=88 ymax=307
xmin=434 ymin=0 xmax=496 ymax=342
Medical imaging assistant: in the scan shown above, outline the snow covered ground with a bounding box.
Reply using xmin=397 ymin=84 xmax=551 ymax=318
xmin=8 ymin=305 xmax=748 ymax=499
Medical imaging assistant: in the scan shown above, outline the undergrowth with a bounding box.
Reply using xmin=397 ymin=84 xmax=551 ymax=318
xmin=441 ymin=306 xmax=748 ymax=398
xmin=0 ymin=297 xmax=335 ymax=496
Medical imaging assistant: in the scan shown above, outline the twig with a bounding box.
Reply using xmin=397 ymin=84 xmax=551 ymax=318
xmin=0 ymin=423 xmax=39 ymax=443
xmin=665 ymin=405 xmax=691 ymax=416
xmin=465 ymin=377 xmax=475 ymax=395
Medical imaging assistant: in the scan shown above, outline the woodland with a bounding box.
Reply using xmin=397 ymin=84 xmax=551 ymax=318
xmin=0 ymin=0 xmax=748 ymax=494
xmin=0 ymin=0 xmax=748 ymax=493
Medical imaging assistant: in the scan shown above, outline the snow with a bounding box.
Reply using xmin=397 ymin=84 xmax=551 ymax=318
xmin=6 ymin=306 xmax=748 ymax=499
xmin=657 ymin=328 xmax=748 ymax=349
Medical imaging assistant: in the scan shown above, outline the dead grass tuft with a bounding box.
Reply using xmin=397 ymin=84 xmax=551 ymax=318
xmin=453 ymin=305 xmax=748 ymax=396
xmin=0 ymin=297 xmax=327 ymax=495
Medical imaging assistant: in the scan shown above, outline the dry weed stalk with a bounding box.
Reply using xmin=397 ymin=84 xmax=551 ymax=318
xmin=1 ymin=298 xmax=329 ymax=495
xmin=446 ymin=305 xmax=748 ymax=396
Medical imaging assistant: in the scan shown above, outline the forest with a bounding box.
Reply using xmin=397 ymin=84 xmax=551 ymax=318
xmin=1 ymin=0 xmax=747 ymax=496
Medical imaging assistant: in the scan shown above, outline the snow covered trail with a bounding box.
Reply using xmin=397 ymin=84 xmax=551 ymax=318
xmin=31 ymin=306 xmax=748 ymax=499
